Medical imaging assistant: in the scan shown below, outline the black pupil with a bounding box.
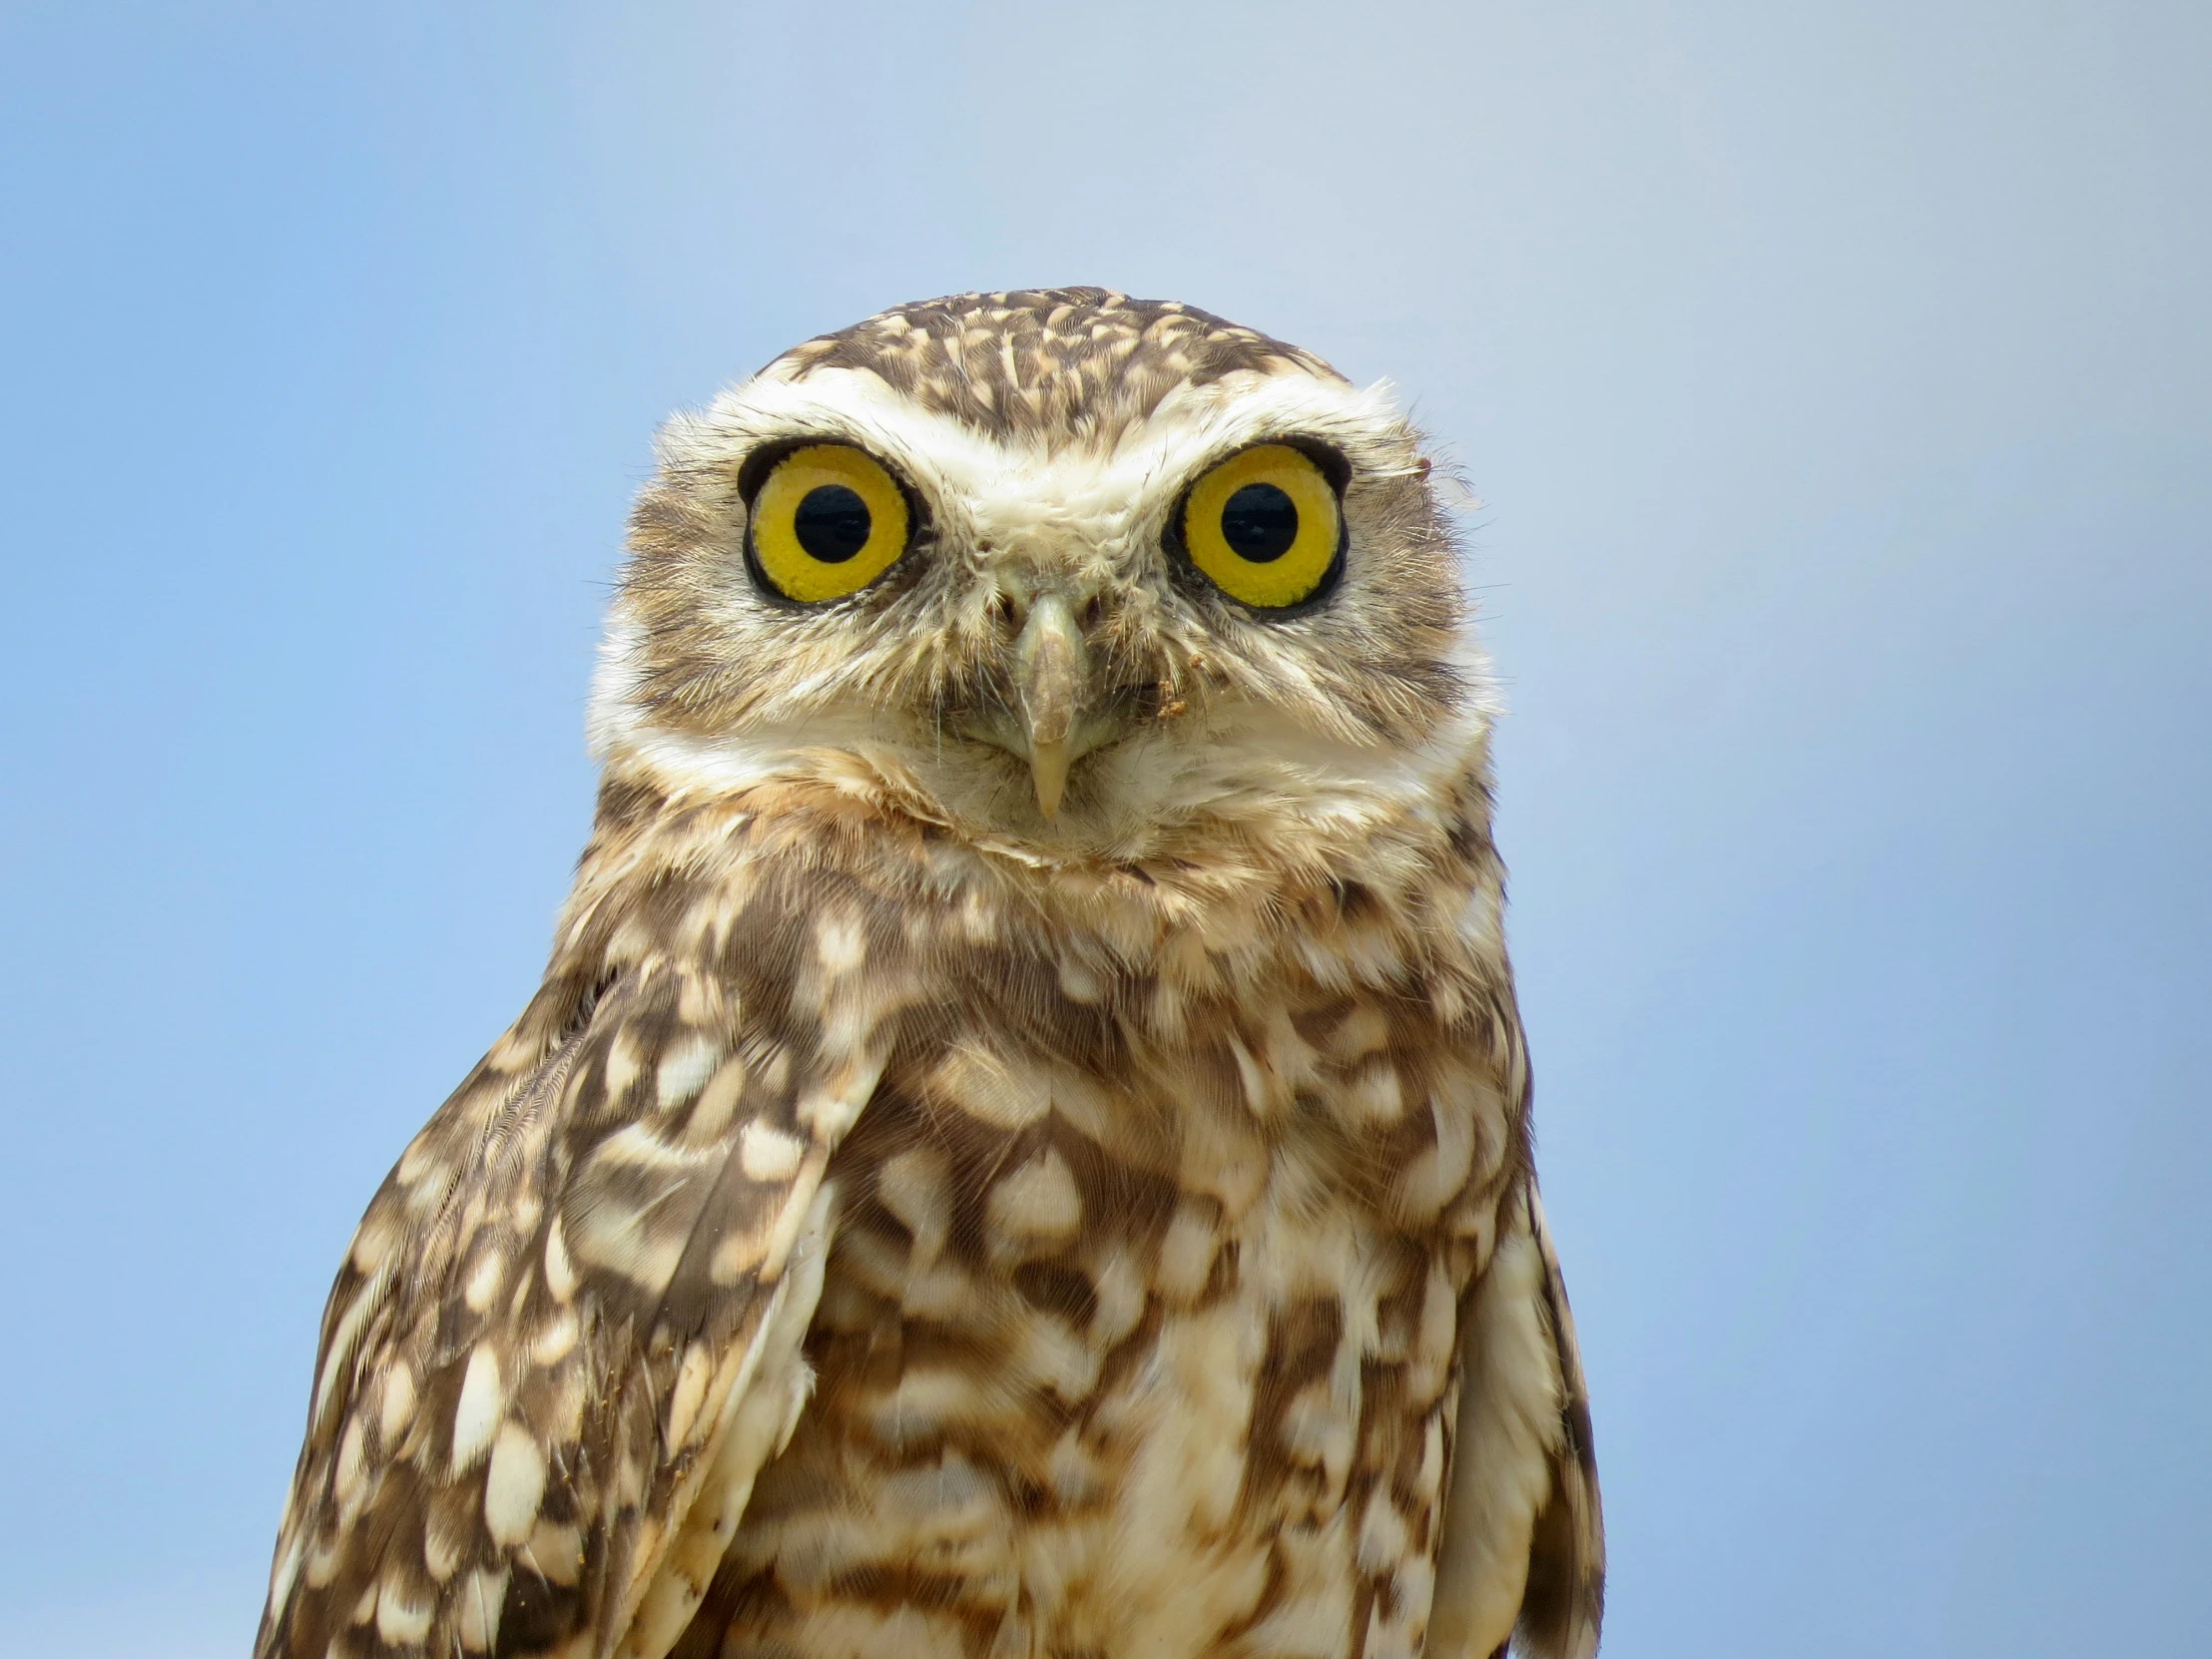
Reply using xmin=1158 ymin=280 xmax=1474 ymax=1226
xmin=793 ymin=484 xmax=872 ymax=563
xmin=1219 ymin=482 xmax=1299 ymax=562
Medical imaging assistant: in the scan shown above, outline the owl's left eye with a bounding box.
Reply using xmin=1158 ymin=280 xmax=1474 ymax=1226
xmin=1174 ymin=443 xmax=1345 ymax=612
xmin=747 ymin=444 xmax=913 ymax=604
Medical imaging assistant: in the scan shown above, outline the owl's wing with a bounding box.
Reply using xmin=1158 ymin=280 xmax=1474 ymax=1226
xmin=1428 ymin=1183 xmax=1606 ymax=1659
xmin=256 ymin=964 xmax=885 ymax=1659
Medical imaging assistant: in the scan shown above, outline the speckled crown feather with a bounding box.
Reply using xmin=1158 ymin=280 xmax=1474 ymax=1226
xmin=772 ymin=287 xmax=1347 ymax=445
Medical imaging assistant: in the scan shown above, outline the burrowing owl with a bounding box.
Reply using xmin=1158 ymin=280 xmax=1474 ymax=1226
xmin=258 ymin=288 xmax=1603 ymax=1659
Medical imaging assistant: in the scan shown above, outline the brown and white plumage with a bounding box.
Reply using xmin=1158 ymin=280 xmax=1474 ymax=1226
xmin=259 ymin=288 xmax=1603 ymax=1659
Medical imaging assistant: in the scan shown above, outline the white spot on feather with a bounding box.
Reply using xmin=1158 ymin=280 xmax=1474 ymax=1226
xmin=311 ymin=1267 xmax=390 ymax=1431
xmin=1088 ymin=1252 xmax=1147 ymax=1349
xmin=462 ymin=1248 xmax=505 ymax=1313
xmin=796 ymin=1054 xmax=885 ymax=1140
xmin=876 ymin=1147 xmax=950 ymax=1267
xmin=457 ymin=1566 xmax=507 ymax=1652
xmin=986 ymin=1149 xmax=1081 ymax=1260
xmin=1393 ymin=1096 xmax=1475 ymax=1223
xmin=266 ymin=1531 xmax=304 ymax=1615
xmin=333 ymin=1417 xmax=368 ymax=1514
xmin=378 ymin=1364 xmax=415 ymax=1447
xmin=483 ymin=1421 xmax=547 ymax=1546
xmin=450 ymin=1346 xmax=503 ymax=1472
xmin=532 ymin=1307 xmax=579 ymax=1366
xmin=815 ymin=911 xmax=867 ymax=974
xmin=665 ymin=1343 xmax=715 ymax=1448
xmin=1226 ymin=1031 xmax=1276 ymax=1119
xmin=348 ymin=1210 xmax=397 ymax=1275
xmin=544 ymin=1218 xmax=578 ymax=1302
xmin=1358 ymin=1485 xmax=1412 ymax=1574
xmin=1155 ymin=1202 xmax=1220 ymax=1303
xmin=740 ymin=1119 xmax=806 ymax=1183
xmin=1348 ymin=1058 xmax=1407 ymax=1125
xmin=375 ymin=1574 xmax=434 ymax=1645
xmin=656 ymin=1039 xmax=721 ymax=1110
xmin=929 ymin=1043 xmax=1047 ymax=1130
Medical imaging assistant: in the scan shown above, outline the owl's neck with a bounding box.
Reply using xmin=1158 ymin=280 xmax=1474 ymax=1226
xmin=533 ymin=754 xmax=1510 ymax=1044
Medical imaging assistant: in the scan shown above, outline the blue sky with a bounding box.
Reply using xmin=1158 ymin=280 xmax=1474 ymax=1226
xmin=3 ymin=3 xmax=2206 ymax=1653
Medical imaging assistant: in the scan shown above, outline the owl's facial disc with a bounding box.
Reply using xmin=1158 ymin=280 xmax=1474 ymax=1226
xmin=603 ymin=291 xmax=1481 ymax=854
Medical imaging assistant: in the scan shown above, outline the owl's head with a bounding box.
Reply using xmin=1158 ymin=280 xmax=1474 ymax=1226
xmin=591 ymin=289 xmax=1488 ymax=864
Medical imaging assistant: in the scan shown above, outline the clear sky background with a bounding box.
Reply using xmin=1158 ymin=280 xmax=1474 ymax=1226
xmin=3 ymin=3 xmax=2206 ymax=1654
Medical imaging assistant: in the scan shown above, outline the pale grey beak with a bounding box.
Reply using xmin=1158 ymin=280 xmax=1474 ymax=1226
xmin=1014 ymin=591 xmax=1085 ymax=818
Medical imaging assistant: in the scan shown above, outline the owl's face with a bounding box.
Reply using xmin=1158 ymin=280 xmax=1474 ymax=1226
xmin=592 ymin=290 xmax=1484 ymax=861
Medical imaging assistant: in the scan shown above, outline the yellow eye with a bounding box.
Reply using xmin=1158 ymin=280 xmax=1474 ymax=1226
xmin=748 ymin=444 xmax=912 ymax=604
xmin=1178 ymin=443 xmax=1344 ymax=611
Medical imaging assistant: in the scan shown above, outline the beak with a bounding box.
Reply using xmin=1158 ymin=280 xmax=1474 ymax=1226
xmin=1014 ymin=591 xmax=1086 ymax=819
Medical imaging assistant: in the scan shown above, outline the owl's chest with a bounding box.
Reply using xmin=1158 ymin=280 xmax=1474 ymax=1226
xmin=702 ymin=1019 xmax=1496 ymax=1659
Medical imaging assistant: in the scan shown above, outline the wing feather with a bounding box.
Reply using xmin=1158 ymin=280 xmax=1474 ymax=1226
xmin=1428 ymin=1183 xmax=1606 ymax=1659
xmin=257 ymin=946 xmax=890 ymax=1659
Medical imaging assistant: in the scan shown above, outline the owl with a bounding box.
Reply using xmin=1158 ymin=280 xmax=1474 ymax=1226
xmin=257 ymin=288 xmax=1603 ymax=1659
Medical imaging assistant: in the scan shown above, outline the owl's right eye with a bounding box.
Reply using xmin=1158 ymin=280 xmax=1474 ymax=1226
xmin=746 ymin=444 xmax=913 ymax=604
